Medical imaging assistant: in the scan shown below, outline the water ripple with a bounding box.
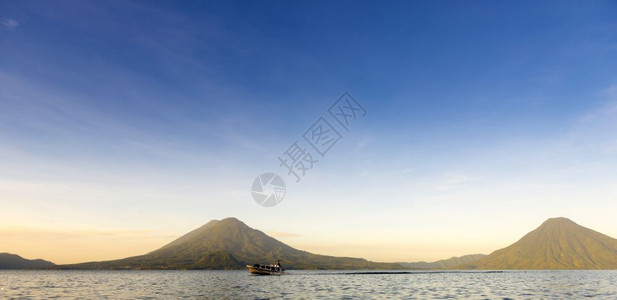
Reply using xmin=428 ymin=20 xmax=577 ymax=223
xmin=1 ymin=270 xmax=616 ymax=299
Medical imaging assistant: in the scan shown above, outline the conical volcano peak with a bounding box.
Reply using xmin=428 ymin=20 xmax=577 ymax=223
xmin=466 ymin=217 xmax=617 ymax=269
xmin=66 ymin=217 xmax=404 ymax=270
xmin=541 ymin=217 xmax=576 ymax=226
xmin=218 ymin=217 xmax=246 ymax=225
xmin=534 ymin=217 xmax=583 ymax=234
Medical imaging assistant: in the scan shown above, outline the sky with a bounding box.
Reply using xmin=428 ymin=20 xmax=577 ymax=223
xmin=1 ymin=0 xmax=617 ymax=264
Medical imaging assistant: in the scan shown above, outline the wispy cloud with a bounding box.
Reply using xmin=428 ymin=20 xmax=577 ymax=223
xmin=435 ymin=173 xmax=478 ymax=191
xmin=1 ymin=18 xmax=18 ymax=30
xmin=0 ymin=227 xmax=176 ymax=239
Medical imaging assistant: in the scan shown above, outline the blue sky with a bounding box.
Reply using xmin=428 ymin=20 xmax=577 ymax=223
xmin=1 ymin=0 xmax=617 ymax=263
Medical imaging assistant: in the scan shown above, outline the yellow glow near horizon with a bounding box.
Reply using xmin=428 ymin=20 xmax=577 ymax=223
xmin=0 ymin=227 xmax=176 ymax=264
xmin=3 ymin=212 xmax=617 ymax=265
xmin=2 ymin=229 xmax=497 ymax=265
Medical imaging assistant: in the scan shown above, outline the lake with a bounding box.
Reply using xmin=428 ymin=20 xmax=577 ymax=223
xmin=1 ymin=270 xmax=616 ymax=299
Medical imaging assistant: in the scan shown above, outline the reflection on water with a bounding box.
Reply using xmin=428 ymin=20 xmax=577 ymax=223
xmin=1 ymin=270 xmax=616 ymax=299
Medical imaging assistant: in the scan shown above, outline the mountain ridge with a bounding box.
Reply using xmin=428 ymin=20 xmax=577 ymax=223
xmin=460 ymin=217 xmax=617 ymax=269
xmin=0 ymin=253 xmax=55 ymax=269
xmin=8 ymin=216 xmax=617 ymax=270
xmin=399 ymin=254 xmax=486 ymax=269
xmin=62 ymin=217 xmax=404 ymax=270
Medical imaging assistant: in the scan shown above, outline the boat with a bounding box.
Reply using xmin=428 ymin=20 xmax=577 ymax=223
xmin=246 ymin=261 xmax=285 ymax=275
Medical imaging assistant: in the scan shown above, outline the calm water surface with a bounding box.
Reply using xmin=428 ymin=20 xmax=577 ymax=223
xmin=1 ymin=270 xmax=616 ymax=299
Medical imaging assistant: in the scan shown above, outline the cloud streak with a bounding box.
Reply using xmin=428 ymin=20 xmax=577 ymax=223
xmin=1 ymin=18 xmax=18 ymax=30
xmin=0 ymin=226 xmax=176 ymax=238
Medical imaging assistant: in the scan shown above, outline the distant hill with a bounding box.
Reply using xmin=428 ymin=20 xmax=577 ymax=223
xmin=399 ymin=254 xmax=485 ymax=269
xmin=0 ymin=253 xmax=55 ymax=269
xmin=461 ymin=217 xmax=617 ymax=269
xmin=63 ymin=217 xmax=404 ymax=270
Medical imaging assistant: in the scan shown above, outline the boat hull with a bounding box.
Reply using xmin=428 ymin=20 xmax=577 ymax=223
xmin=246 ymin=265 xmax=284 ymax=275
